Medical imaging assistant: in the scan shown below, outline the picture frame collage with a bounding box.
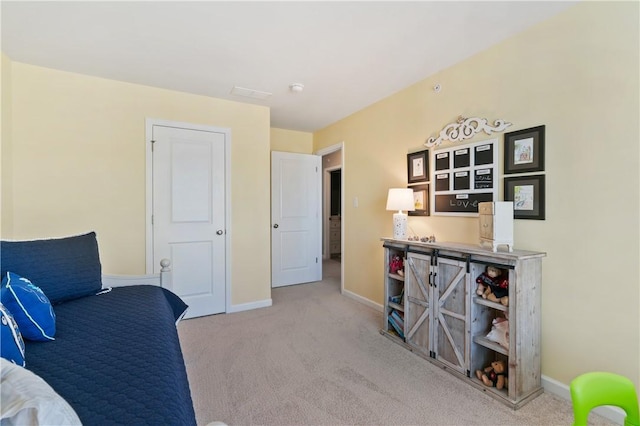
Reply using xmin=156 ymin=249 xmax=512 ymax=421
xmin=503 ymin=125 xmax=546 ymax=220
xmin=406 ymin=124 xmax=546 ymax=220
xmin=407 ymin=150 xmax=430 ymax=216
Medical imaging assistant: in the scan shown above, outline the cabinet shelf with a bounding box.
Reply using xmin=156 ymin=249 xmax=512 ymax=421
xmin=388 ymin=301 xmax=404 ymax=312
xmin=473 ymin=335 xmax=509 ymax=356
xmin=472 ymin=296 xmax=507 ymax=312
xmin=380 ymin=329 xmax=407 ymax=345
xmin=472 ymin=379 xmax=510 ymax=398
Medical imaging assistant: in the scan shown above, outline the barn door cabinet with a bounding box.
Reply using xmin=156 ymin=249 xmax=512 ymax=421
xmin=381 ymin=238 xmax=545 ymax=409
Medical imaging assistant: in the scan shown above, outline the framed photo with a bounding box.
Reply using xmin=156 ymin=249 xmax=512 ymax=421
xmin=504 ymin=175 xmax=545 ymax=220
xmin=408 ymin=184 xmax=429 ymax=216
xmin=504 ymin=125 xmax=545 ymax=174
xmin=407 ymin=150 xmax=429 ymax=184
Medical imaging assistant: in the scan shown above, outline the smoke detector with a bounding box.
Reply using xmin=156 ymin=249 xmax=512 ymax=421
xmin=289 ymin=83 xmax=304 ymax=93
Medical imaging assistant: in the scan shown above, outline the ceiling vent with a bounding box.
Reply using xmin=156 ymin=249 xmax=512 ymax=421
xmin=230 ymin=86 xmax=272 ymax=100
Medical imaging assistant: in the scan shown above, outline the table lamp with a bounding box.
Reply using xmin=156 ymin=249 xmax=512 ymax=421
xmin=386 ymin=188 xmax=415 ymax=240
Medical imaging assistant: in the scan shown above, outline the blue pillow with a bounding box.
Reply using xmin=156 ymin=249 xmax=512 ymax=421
xmin=0 ymin=302 xmax=26 ymax=366
xmin=1 ymin=272 xmax=56 ymax=341
xmin=0 ymin=232 xmax=102 ymax=304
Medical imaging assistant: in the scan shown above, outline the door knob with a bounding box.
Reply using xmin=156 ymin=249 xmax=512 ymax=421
xmin=216 ymin=230 xmax=223 ymax=235
xmin=273 ymin=224 xmax=279 ymax=228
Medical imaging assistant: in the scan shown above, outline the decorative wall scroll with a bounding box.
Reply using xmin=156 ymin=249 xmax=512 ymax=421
xmin=431 ymin=138 xmax=498 ymax=216
xmin=425 ymin=116 xmax=512 ymax=148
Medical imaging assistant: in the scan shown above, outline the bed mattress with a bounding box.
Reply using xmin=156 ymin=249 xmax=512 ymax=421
xmin=23 ymin=285 xmax=196 ymax=425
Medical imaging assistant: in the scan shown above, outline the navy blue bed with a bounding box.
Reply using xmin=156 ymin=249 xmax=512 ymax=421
xmin=24 ymin=286 xmax=196 ymax=425
xmin=1 ymin=232 xmax=197 ymax=425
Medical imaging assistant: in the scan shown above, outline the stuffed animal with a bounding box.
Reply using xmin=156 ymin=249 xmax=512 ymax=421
xmin=389 ymin=255 xmax=404 ymax=276
xmin=476 ymin=266 xmax=509 ymax=306
xmin=485 ymin=316 xmax=509 ymax=350
xmin=476 ymin=360 xmax=508 ymax=390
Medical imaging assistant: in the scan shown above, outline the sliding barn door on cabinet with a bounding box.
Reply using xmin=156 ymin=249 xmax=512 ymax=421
xmin=432 ymin=257 xmax=469 ymax=374
xmin=405 ymin=252 xmax=433 ymax=358
xmin=405 ymin=251 xmax=469 ymax=374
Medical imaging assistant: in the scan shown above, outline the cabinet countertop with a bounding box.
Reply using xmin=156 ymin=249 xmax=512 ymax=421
xmin=380 ymin=237 xmax=546 ymax=260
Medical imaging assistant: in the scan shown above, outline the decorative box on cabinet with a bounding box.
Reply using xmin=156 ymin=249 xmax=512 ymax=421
xmin=478 ymin=201 xmax=514 ymax=252
xmin=381 ymin=238 xmax=545 ymax=409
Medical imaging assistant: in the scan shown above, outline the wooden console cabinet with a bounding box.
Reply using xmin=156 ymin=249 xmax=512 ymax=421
xmin=381 ymin=238 xmax=545 ymax=409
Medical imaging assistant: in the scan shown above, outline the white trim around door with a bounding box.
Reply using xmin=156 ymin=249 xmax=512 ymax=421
xmin=315 ymin=142 xmax=345 ymax=295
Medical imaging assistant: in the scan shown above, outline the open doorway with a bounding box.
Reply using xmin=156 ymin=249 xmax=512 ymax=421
xmin=317 ymin=143 xmax=343 ymax=291
xmin=329 ymin=169 xmax=341 ymax=260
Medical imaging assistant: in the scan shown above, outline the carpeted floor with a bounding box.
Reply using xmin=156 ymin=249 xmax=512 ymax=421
xmin=178 ymin=259 xmax=613 ymax=426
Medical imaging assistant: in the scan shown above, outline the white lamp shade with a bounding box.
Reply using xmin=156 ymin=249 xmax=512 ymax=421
xmin=386 ymin=188 xmax=415 ymax=240
xmin=386 ymin=188 xmax=415 ymax=212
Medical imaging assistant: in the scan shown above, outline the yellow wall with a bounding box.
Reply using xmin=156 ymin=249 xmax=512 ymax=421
xmin=1 ymin=53 xmax=13 ymax=238
xmin=314 ymin=2 xmax=639 ymax=387
xmin=2 ymin=62 xmax=272 ymax=306
xmin=270 ymin=127 xmax=313 ymax=153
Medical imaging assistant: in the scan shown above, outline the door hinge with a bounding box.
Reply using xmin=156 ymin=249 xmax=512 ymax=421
xmin=151 ymin=215 xmax=154 ymax=225
xmin=316 ymin=257 xmax=318 ymax=263
xmin=151 ymin=140 xmax=155 ymax=151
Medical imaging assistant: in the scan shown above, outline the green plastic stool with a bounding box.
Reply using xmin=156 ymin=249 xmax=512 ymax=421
xmin=570 ymin=372 xmax=639 ymax=426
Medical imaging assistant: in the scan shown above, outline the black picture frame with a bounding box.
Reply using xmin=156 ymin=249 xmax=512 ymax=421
xmin=504 ymin=174 xmax=545 ymax=220
xmin=408 ymin=184 xmax=429 ymax=216
xmin=407 ymin=150 xmax=429 ymax=184
xmin=504 ymin=125 xmax=545 ymax=174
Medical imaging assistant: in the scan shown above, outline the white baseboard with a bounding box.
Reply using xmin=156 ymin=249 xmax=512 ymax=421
xmin=542 ymin=375 xmax=625 ymax=425
xmin=342 ymin=289 xmax=383 ymax=312
xmin=227 ymin=298 xmax=272 ymax=313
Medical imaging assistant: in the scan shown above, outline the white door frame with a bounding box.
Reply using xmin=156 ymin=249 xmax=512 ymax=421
xmin=315 ymin=142 xmax=344 ymax=294
xmin=145 ymin=118 xmax=232 ymax=313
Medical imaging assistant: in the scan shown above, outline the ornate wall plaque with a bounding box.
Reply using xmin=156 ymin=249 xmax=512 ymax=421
xmin=425 ymin=116 xmax=512 ymax=147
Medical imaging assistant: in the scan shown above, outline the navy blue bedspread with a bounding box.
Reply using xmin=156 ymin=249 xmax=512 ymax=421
xmin=24 ymin=285 xmax=196 ymax=426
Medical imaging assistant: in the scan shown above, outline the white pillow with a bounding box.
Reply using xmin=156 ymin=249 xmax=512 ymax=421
xmin=0 ymin=358 xmax=81 ymax=425
xmin=485 ymin=318 xmax=509 ymax=349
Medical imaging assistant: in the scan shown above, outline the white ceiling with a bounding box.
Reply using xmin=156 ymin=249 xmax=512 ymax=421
xmin=1 ymin=1 xmax=576 ymax=132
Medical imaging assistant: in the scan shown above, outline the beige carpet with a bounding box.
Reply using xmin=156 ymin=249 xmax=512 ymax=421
xmin=178 ymin=260 xmax=613 ymax=426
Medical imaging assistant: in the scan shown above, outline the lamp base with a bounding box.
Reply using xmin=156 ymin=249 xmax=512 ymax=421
xmin=393 ymin=212 xmax=408 ymax=240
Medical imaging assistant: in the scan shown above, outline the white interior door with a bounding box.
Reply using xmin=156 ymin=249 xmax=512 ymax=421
xmin=152 ymin=124 xmax=227 ymax=318
xmin=271 ymin=151 xmax=322 ymax=287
